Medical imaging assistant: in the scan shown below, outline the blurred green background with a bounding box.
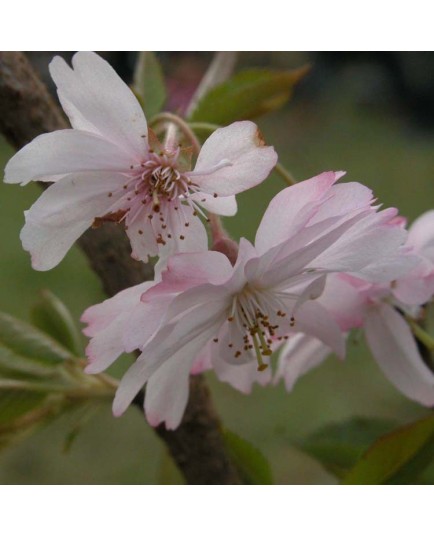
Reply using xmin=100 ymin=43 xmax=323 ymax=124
xmin=0 ymin=52 xmax=433 ymax=484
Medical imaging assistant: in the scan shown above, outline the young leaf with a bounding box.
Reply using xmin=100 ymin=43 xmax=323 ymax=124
xmin=30 ymin=289 xmax=82 ymax=355
xmin=222 ymin=428 xmax=273 ymax=484
xmin=133 ymin=51 xmax=167 ymax=118
xmin=189 ymin=66 xmax=310 ymax=125
xmin=0 ymin=311 xmax=73 ymax=366
xmin=342 ymin=413 xmax=434 ymax=484
xmin=297 ymin=417 xmax=396 ymax=478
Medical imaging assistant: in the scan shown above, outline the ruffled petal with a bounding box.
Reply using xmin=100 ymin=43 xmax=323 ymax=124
xmin=255 ymin=171 xmax=343 ymax=254
xmin=189 ymin=121 xmax=277 ymax=196
xmin=5 ymin=130 xmax=135 ymax=185
xmin=20 ymin=172 xmax=126 ymax=270
xmin=49 ymin=52 xmax=148 ymax=159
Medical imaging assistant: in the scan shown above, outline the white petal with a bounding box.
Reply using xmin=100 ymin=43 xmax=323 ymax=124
xmin=190 ymin=121 xmax=277 ymax=196
xmin=5 ymin=130 xmax=135 ymax=185
xmin=21 ymin=172 xmax=126 ymax=270
xmin=49 ymin=52 xmax=148 ymax=158
xmin=365 ymin=303 xmax=434 ymax=406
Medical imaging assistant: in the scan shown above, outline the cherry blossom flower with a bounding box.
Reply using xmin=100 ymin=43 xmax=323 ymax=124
xmin=4 ymin=51 xmax=277 ymax=270
xmin=82 ymin=171 xmax=411 ymax=429
xmin=276 ymin=210 xmax=434 ymax=406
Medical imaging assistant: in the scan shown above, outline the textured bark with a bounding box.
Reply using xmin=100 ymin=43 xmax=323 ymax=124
xmin=0 ymin=51 xmax=241 ymax=484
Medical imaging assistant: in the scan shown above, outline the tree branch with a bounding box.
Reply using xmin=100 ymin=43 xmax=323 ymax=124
xmin=0 ymin=51 xmax=241 ymax=484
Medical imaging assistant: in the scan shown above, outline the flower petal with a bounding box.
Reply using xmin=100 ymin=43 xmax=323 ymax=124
xmin=255 ymin=171 xmax=343 ymax=254
xmin=190 ymin=121 xmax=277 ymax=196
xmin=275 ymin=334 xmax=331 ymax=391
xmin=365 ymin=303 xmax=434 ymax=406
xmin=49 ymin=52 xmax=148 ymax=159
xmin=144 ymin=351 xmax=197 ymax=430
xmin=5 ymin=130 xmax=134 ymax=185
xmin=20 ymin=172 xmax=126 ymax=270
xmin=191 ymin=192 xmax=238 ymax=216
xmin=293 ymin=300 xmax=346 ymax=359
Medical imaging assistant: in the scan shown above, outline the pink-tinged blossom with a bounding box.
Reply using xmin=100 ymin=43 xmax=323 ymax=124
xmin=276 ymin=210 xmax=434 ymax=406
xmin=82 ymin=171 xmax=411 ymax=429
xmin=4 ymin=51 xmax=277 ymax=270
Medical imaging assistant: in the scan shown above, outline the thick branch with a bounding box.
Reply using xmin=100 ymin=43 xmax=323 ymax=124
xmin=0 ymin=51 xmax=241 ymax=484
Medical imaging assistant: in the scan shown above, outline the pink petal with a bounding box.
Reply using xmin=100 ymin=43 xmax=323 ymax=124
xmin=20 ymin=172 xmax=126 ymax=270
xmin=49 ymin=52 xmax=148 ymax=159
xmin=5 ymin=130 xmax=135 ymax=185
xmin=365 ymin=303 xmax=434 ymax=406
xmin=190 ymin=121 xmax=277 ymax=196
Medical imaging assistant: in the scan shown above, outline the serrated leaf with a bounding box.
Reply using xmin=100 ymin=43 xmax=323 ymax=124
xmin=342 ymin=414 xmax=434 ymax=485
xmin=223 ymin=428 xmax=273 ymax=484
xmin=298 ymin=417 xmax=396 ymax=478
xmin=30 ymin=290 xmax=82 ymax=355
xmin=189 ymin=66 xmax=310 ymax=125
xmin=0 ymin=311 xmax=73 ymax=367
xmin=133 ymin=51 xmax=166 ymax=118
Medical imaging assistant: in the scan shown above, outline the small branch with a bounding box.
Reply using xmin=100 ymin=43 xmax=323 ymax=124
xmin=186 ymin=52 xmax=238 ymax=118
xmin=275 ymin=162 xmax=297 ymax=186
xmin=0 ymin=51 xmax=242 ymax=485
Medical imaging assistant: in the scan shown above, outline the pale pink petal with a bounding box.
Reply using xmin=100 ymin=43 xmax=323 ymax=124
xmin=293 ymin=300 xmax=346 ymax=359
xmin=49 ymin=52 xmax=148 ymax=159
xmin=308 ymin=181 xmax=374 ymax=224
xmin=20 ymin=172 xmax=126 ymax=270
xmin=275 ymin=334 xmax=331 ymax=391
xmin=255 ymin=171 xmax=344 ymax=254
xmin=81 ymin=281 xmax=152 ymax=337
xmin=317 ymin=274 xmax=366 ymax=331
xmin=189 ymin=121 xmax=277 ymax=196
xmin=4 ymin=130 xmax=135 ymax=185
xmin=393 ymin=267 xmax=434 ymax=306
xmin=145 ymin=351 xmax=197 ymax=430
xmin=408 ymin=210 xmax=434 ymax=261
xmin=112 ymin=304 xmax=223 ymax=417
xmin=365 ymin=303 xmax=434 ymax=406
xmin=122 ymin=297 xmax=173 ymax=353
xmin=142 ymin=251 xmax=233 ymax=302
xmin=212 ymin=353 xmax=272 ymax=394
xmin=191 ymin=192 xmax=237 ymax=216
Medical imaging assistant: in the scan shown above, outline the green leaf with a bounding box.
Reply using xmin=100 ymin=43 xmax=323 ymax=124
xmin=342 ymin=413 xmax=434 ymax=484
xmin=30 ymin=290 xmax=82 ymax=355
xmin=0 ymin=311 xmax=73 ymax=368
xmin=298 ymin=417 xmax=396 ymax=478
xmin=189 ymin=66 xmax=310 ymax=125
xmin=0 ymin=388 xmax=47 ymax=426
xmin=133 ymin=51 xmax=166 ymax=118
xmin=223 ymin=428 xmax=273 ymax=484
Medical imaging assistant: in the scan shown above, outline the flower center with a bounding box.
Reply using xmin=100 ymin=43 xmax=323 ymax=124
xmin=227 ymin=286 xmax=295 ymax=371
